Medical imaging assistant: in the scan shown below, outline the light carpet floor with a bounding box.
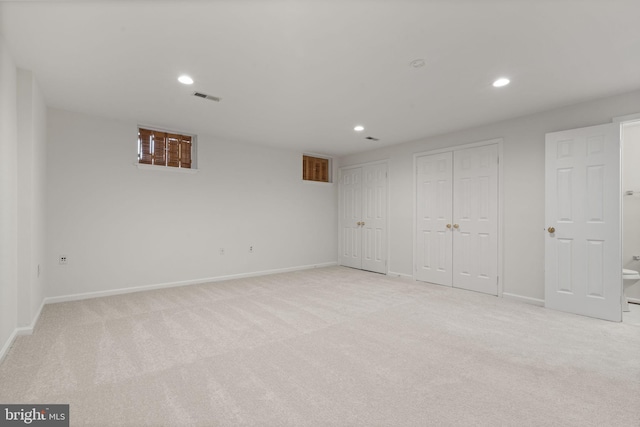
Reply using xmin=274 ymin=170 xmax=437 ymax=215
xmin=1 ymin=266 xmax=639 ymax=426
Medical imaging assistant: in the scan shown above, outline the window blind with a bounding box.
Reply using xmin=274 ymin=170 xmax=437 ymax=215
xmin=138 ymin=128 xmax=192 ymax=169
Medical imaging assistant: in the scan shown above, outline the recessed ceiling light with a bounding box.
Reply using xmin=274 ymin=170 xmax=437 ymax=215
xmin=492 ymin=77 xmax=510 ymax=87
xmin=354 ymin=125 xmax=365 ymax=132
xmin=178 ymin=75 xmax=194 ymax=85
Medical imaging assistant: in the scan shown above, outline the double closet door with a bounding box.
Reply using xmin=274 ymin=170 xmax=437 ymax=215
xmin=416 ymin=144 xmax=499 ymax=295
xmin=340 ymin=163 xmax=387 ymax=274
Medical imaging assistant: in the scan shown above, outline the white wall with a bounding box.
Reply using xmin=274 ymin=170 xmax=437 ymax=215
xmin=45 ymin=109 xmax=337 ymax=298
xmin=0 ymin=34 xmax=19 ymax=357
xmin=623 ymin=121 xmax=640 ymax=300
xmin=338 ymin=90 xmax=640 ymax=303
xmin=17 ymin=69 xmax=47 ymax=326
xmin=0 ymin=36 xmax=48 ymax=360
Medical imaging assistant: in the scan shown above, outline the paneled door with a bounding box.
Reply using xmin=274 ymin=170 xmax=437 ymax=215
xmin=452 ymin=145 xmax=499 ymax=294
xmin=545 ymin=123 xmax=621 ymax=321
xmin=340 ymin=163 xmax=387 ymax=274
xmin=416 ymin=152 xmax=453 ymax=285
xmin=340 ymin=167 xmax=362 ymax=269
xmin=415 ymin=144 xmax=499 ymax=295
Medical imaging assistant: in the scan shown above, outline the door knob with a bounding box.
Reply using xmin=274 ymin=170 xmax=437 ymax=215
xmin=446 ymin=224 xmax=452 ymax=229
xmin=547 ymin=226 xmax=555 ymax=234
xmin=361 ymin=222 xmax=365 ymax=226
xmin=356 ymin=221 xmax=362 ymax=226
xmin=453 ymin=224 xmax=459 ymax=229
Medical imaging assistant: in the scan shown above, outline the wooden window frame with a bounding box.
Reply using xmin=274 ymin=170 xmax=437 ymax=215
xmin=137 ymin=126 xmax=197 ymax=170
xmin=303 ymin=154 xmax=332 ymax=183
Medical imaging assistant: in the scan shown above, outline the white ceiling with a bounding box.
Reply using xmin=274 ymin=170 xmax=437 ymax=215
xmin=2 ymin=0 xmax=640 ymax=156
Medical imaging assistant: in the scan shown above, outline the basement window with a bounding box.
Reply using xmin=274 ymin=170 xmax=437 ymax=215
xmin=137 ymin=127 xmax=196 ymax=170
xmin=303 ymin=155 xmax=331 ymax=183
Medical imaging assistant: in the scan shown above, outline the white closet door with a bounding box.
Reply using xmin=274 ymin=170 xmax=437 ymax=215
xmin=452 ymin=144 xmax=499 ymax=295
xmin=545 ymin=123 xmax=621 ymax=321
xmin=340 ymin=167 xmax=362 ymax=269
xmin=340 ymin=163 xmax=388 ymax=273
xmin=361 ymin=163 xmax=387 ymax=273
xmin=416 ymin=152 xmax=453 ymax=285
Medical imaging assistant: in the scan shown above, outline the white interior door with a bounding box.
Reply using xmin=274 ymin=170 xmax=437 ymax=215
xmin=340 ymin=167 xmax=362 ymax=269
xmin=415 ymin=144 xmax=499 ymax=294
xmin=545 ymin=123 xmax=622 ymax=321
xmin=452 ymin=145 xmax=499 ymax=295
xmin=340 ymin=163 xmax=387 ymax=273
xmin=416 ymin=152 xmax=453 ymax=285
xmin=361 ymin=163 xmax=387 ymax=273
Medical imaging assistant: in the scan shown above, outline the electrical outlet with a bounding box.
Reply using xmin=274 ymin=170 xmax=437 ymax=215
xmin=219 ymin=248 xmax=225 ymax=255
xmin=59 ymin=255 xmax=68 ymax=265
xmin=249 ymin=246 xmax=253 ymax=253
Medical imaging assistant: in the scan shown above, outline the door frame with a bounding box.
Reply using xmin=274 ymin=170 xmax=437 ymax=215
xmin=615 ymin=113 xmax=640 ymax=311
xmin=338 ymin=159 xmax=390 ymax=274
xmin=413 ymin=138 xmax=504 ymax=296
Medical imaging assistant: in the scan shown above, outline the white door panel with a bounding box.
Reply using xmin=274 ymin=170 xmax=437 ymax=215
xmin=339 ymin=163 xmax=387 ymax=273
xmin=362 ymin=163 xmax=387 ymax=273
xmin=545 ymin=123 xmax=621 ymax=321
xmin=453 ymin=145 xmax=499 ymax=295
xmin=415 ymin=144 xmax=498 ymax=295
xmin=340 ymin=168 xmax=362 ymax=269
xmin=416 ymin=152 xmax=453 ymax=285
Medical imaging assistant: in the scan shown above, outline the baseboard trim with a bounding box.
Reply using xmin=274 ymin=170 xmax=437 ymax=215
xmin=45 ymin=262 xmax=338 ymax=304
xmin=1 ymin=297 xmax=48 ymax=364
xmin=0 ymin=329 xmax=19 ymax=365
xmin=502 ymin=292 xmax=545 ymax=307
xmin=388 ymin=271 xmax=414 ymax=280
xmin=16 ymin=298 xmax=46 ymax=336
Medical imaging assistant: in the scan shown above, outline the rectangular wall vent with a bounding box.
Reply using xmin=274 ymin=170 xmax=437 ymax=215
xmin=193 ymin=92 xmax=221 ymax=102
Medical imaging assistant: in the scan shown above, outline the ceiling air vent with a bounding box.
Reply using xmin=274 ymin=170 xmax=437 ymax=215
xmin=193 ymin=92 xmax=221 ymax=102
xmin=365 ymin=136 xmax=380 ymax=141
